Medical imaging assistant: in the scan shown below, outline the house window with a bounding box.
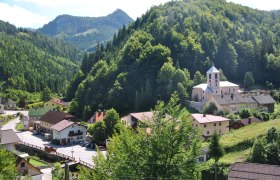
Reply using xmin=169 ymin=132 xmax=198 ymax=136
xmin=207 ymin=131 xmax=209 ymax=135
xmin=21 ymin=162 xmax=25 ymax=168
xmin=72 ymin=125 xmax=74 ymax=128
xmin=219 ymin=123 xmax=221 ymax=126
xmin=214 ymin=123 xmax=216 ymax=126
xmin=204 ymin=124 xmax=207 ymax=128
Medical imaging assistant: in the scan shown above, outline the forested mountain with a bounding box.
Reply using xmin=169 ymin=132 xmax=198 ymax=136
xmin=0 ymin=20 xmax=81 ymax=94
xmin=67 ymin=0 xmax=280 ymax=119
xmin=38 ymin=9 xmax=133 ymax=51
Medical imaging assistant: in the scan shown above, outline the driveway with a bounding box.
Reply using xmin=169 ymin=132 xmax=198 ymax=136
xmin=18 ymin=131 xmax=99 ymax=166
xmin=1 ymin=117 xmax=20 ymax=132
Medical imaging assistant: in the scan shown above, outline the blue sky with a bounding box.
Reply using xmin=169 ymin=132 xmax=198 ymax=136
xmin=0 ymin=0 xmax=280 ymax=28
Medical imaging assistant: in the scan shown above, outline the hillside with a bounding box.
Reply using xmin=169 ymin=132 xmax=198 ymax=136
xmin=67 ymin=0 xmax=280 ymax=118
xmin=38 ymin=9 xmax=134 ymax=51
xmin=0 ymin=20 xmax=80 ymax=94
xmin=219 ymin=118 xmax=280 ymax=164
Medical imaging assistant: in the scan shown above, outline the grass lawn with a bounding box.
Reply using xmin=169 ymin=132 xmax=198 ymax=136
xmin=29 ymin=157 xmax=49 ymax=167
xmin=214 ymin=118 xmax=280 ymax=164
xmin=16 ymin=121 xmax=24 ymax=131
xmin=220 ymin=118 xmax=280 ymax=148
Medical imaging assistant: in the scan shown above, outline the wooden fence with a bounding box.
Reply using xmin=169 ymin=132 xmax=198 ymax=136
xmin=18 ymin=142 xmax=94 ymax=169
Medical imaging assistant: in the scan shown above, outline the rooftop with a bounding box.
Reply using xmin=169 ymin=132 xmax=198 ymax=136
xmin=193 ymin=81 xmax=239 ymax=90
xmin=252 ymin=95 xmax=276 ymax=105
xmin=130 ymin=111 xmax=154 ymax=122
xmin=51 ymin=120 xmax=75 ymax=132
xmin=207 ymin=65 xmax=219 ymax=74
xmin=191 ymin=114 xmax=229 ymax=123
xmin=0 ymin=129 xmax=21 ymax=145
xmin=228 ymin=162 xmax=280 ymax=180
xmin=40 ymin=110 xmax=75 ymax=125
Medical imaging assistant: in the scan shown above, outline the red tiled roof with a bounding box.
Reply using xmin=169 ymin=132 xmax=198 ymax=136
xmin=191 ymin=114 xmax=229 ymax=123
xmin=51 ymin=120 xmax=75 ymax=132
xmin=228 ymin=162 xmax=280 ymax=180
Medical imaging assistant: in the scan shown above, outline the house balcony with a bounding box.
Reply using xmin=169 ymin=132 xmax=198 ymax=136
xmin=68 ymin=131 xmax=83 ymax=137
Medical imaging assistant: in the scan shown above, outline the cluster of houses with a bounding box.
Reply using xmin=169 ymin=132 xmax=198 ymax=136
xmin=191 ymin=65 xmax=276 ymax=113
xmin=0 ymin=97 xmax=17 ymax=114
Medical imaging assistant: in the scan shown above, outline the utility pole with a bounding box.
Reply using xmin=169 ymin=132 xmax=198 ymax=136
xmin=65 ymin=161 xmax=69 ymax=180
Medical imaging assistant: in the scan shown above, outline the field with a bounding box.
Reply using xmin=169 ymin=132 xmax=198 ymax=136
xmin=218 ymin=118 xmax=280 ymax=164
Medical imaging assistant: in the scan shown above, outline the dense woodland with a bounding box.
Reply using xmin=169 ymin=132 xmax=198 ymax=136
xmin=67 ymin=0 xmax=280 ymax=119
xmin=38 ymin=9 xmax=133 ymax=51
xmin=0 ymin=20 xmax=81 ymax=95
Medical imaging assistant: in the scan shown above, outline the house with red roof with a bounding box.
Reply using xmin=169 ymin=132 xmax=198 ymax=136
xmin=191 ymin=113 xmax=229 ymax=137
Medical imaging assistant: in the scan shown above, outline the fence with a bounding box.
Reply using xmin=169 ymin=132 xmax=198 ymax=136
xmin=18 ymin=142 xmax=94 ymax=169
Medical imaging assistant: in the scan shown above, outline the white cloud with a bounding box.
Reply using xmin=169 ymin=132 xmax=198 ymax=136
xmin=0 ymin=2 xmax=49 ymax=28
xmin=227 ymin=0 xmax=280 ymax=11
xmin=17 ymin=0 xmax=171 ymax=19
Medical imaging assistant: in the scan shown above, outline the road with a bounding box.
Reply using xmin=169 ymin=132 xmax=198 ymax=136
xmin=1 ymin=110 xmax=100 ymax=166
xmin=18 ymin=131 xmax=98 ymax=165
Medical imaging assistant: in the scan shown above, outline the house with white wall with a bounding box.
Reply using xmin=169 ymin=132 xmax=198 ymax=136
xmin=0 ymin=129 xmax=21 ymax=151
xmin=51 ymin=120 xmax=87 ymax=145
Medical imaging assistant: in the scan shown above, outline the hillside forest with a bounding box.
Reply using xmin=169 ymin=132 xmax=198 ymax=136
xmin=67 ymin=0 xmax=280 ymax=119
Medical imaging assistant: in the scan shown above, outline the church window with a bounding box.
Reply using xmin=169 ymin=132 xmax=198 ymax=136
xmin=215 ymin=74 xmax=218 ymax=79
xmin=209 ymin=74 xmax=211 ymax=79
xmin=233 ymin=88 xmax=235 ymax=92
xmin=229 ymin=88 xmax=231 ymax=92
xmin=203 ymin=97 xmax=204 ymax=100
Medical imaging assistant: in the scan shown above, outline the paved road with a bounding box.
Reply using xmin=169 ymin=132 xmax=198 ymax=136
xmin=2 ymin=110 xmax=101 ymax=166
xmin=18 ymin=131 xmax=99 ymax=166
xmin=1 ymin=117 xmax=20 ymax=131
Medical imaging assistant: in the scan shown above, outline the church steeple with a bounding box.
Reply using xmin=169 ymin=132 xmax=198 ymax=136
xmin=207 ymin=65 xmax=220 ymax=88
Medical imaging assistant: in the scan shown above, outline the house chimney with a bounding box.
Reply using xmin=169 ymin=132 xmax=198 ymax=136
xmin=203 ymin=114 xmax=206 ymax=117
xmin=248 ymin=117 xmax=251 ymax=124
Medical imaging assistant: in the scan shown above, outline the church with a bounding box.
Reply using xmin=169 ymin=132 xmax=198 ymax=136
xmin=192 ymin=65 xmax=240 ymax=102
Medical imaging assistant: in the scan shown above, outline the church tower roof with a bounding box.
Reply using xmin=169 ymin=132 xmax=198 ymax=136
xmin=207 ymin=65 xmax=219 ymax=74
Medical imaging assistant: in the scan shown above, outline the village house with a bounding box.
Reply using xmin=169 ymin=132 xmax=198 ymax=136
xmin=15 ymin=155 xmax=43 ymax=180
xmin=228 ymin=162 xmax=280 ymax=180
xmin=0 ymin=97 xmax=17 ymax=109
xmin=228 ymin=117 xmax=262 ymax=130
xmin=0 ymin=129 xmax=21 ymax=151
xmin=192 ymin=65 xmax=240 ymax=102
xmin=208 ymin=93 xmax=276 ymax=113
xmin=121 ymin=111 xmax=154 ymax=128
xmin=191 ymin=114 xmax=230 ymax=137
xmin=51 ymin=120 xmax=87 ymax=145
xmin=88 ymin=111 xmax=105 ymax=124
xmin=39 ymin=110 xmax=76 ymax=134
xmin=251 ymin=95 xmax=276 ymax=112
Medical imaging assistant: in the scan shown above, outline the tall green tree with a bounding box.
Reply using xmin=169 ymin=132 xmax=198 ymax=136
xmin=41 ymin=87 xmax=52 ymax=102
xmin=244 ymin=72 xmax=254 ymax=89
xmin=251 ymin=138 xmax=267 ymax=163
xmin=104 ymin=108 xmax=120 ymax=137
xmin=88 ymin=121 xmax=107 ymax=144
xmin=208 ymin=131 xmax=225 ymax=180
xmin=81 ymin=93 xmax=201 ymax=179
xmin=0 ymin=148 xmax=18 ymax=179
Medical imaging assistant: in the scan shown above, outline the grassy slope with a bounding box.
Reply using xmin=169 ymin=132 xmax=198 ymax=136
xmin=218 ymin=118 xmax=280 ymax=164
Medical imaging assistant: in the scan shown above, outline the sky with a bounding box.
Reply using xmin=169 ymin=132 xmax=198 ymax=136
xmin=0 ymin=0 xmax=280 ymax=29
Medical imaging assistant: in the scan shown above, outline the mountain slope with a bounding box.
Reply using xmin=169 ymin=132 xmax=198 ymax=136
xmin=67 ymin=0 xmax=280 ymax=118
xmin=0 ymin=20 xmax=80 ymax=93
xmin=38 ymin=9 xmax=134 ymax=51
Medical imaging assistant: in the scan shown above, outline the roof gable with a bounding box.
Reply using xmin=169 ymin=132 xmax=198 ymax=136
xmin=0 ymin=129 xmax=21 ymax=145
xmin=207 ymin=66 xmax=219 ymax=74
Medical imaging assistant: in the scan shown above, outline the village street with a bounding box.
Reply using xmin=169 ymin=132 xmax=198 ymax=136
xmin=1 ymin=110 xmax=98 ymax=166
